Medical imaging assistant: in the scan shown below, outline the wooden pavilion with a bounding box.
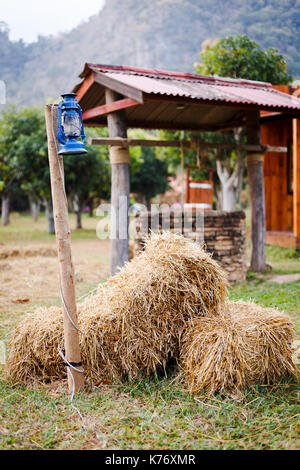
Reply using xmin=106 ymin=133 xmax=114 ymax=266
xmin=261 ymin=85 xmax=300 ymax=249
xmin=73 ymin=64 xmax=300 ymax=274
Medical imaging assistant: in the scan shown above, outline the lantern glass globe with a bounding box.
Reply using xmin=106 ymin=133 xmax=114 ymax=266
xmin=63 ymin=113 xmax=81 ymax=138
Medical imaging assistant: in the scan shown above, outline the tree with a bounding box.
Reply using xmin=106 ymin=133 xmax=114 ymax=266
xmin=6 ymin=107 xmax=56 ymax=232
xmin=0 ymin=160 xmax=16 ymax=226
xmin=195 ymin=35 xmax=293 ymax=83
xmin=194 ymin=35 xmax=293 ymax=210
xmin=64 ymin=145 xmax=111 ymax=229
xmin=131 ymin=146 xmax=169 ymax=210
xmin=0 ymin=106 xmax=45 ymax=225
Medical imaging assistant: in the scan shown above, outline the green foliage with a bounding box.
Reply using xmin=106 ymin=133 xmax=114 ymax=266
xmin=192 ymin=34 xmax=292 ymax=208
xmin=64 ymin=144 xmax=111 ymax=210
xmin=6 ymin=107 xmax=51 ymax=202
xmin=156 ymin=130 xmax=217 ymax=170
xmin=131 ymin=146 xmax=169 ymax=207
xmin=0 ymin=106 xmax=45 ymax=199
xmin=195 ymin=35 xmax=293 ymax=83
xmin=0 ymin=107 xmax=112 ymax=218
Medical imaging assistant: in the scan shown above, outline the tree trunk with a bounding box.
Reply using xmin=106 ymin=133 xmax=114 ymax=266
xmin=106 ymin=88 xmax=130 ymax=276
xmin=30 ymin=199 xmax=40 ymax=222
xmin=73 ymin=194 xmax=82 ymax=229
xmin=76 ymin=211 xmax=82 ymax=229
xmin=246 ymin=111 xmax=266 ymax=272
xmin=1 ymin=193 xmax=9 ymax=226
xmin=216 ymin=128 xmax=244 ymax=211
xmin=220 ymin=179 xmax=238 ymax=211
xmin=44 ymin=198 xmax=55 ymax=234
xmin=88 ymin=199 xmax=94 ymax=217
xmin=216 ymin=149 xmax=243 ymax=211
xmin=145 ymin=196 xmax=152 ymax=211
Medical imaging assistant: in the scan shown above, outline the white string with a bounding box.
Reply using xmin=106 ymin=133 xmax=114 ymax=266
xmin=76 ymin=287 xmax=97 ymax=302
xmin=59 ymin=278 xmax=83 ymax=333
xmin=58 ymin=349 xmax=84 ymax=419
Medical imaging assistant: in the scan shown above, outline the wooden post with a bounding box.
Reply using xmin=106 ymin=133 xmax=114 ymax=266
xmin=44 ymin=104 xmax=84 ymax=393
xmin=105 ymin=89 xmax=130 ymax=276
xmin=246 ymin=110 xmax=267 ymax=271
xmin=293 ymin=118 xmax=300 ymax=239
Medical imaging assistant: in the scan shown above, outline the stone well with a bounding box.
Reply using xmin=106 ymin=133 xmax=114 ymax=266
xmin=134 ymin=210 xmax=247 ymax=282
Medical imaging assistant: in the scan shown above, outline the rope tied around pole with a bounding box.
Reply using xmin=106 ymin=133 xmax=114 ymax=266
xmin=246 ymin=153 xmax=264 ymax=166
xmin=109 ymin=145 xmax=131 ymax=164
xmin=180 ymin=139 xmax=185 ymax=207
xmin=190 ymin=138 xmax=202 ymax=168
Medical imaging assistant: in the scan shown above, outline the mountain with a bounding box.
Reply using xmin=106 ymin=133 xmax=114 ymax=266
xmin=1 ymin=0 xmax=300 ymax=106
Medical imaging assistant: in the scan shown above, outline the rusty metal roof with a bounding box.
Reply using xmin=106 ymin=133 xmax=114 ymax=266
xmin=73 ymin=63 xmax=300 ymax=131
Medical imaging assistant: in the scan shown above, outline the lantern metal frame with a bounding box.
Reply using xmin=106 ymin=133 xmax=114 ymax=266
xmin=57 ymin=93 xmax=87 ymax=156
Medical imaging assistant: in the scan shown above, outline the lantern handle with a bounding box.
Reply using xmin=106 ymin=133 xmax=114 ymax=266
xmin=77 ymin=105 xmax=85 ymax=144
xmin=57 ymin=102 xmax=65 ymax=145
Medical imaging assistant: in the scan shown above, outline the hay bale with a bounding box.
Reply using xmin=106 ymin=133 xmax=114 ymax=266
xmin=5 ymin=306 xmax=65 ymax=384
xmin=180 ymin=300 xmax=297 ymax=395
xmin=5 ymin=296 xmax=121 ymax=384
xmin=91 ymin=231 xmax=227 ymax=380
xmin=0 ymin=245 xmax=57 ymax=259
xmin=6 ymin=232 xmax=227 ymax=384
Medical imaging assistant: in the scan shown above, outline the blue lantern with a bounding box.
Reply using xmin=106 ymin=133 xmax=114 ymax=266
xmin=57 ymin=93 xmax=87 ymax=156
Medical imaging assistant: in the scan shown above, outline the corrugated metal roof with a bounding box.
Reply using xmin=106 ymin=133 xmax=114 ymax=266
xmin=78 ymin=63 xmax=300 ymax=111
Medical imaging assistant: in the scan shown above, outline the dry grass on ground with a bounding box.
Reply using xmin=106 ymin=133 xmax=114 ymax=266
xmin=0 ymin=240 xmax=109 ymax=314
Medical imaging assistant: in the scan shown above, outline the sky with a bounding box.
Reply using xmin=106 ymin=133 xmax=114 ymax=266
xmin=0 ymin=0 xmax=105 ymax=43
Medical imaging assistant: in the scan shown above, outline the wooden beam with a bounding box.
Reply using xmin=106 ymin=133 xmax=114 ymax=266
xmin=83 ymin=118 xmax=243 ymax=132
xmin=76 ymin=72 xmax=94 ymax=103
xmin=293 ymin=118 xmax=300 ymax=238
xmin=106 ymin=89 xmax=130 ymax=276
xmin=265 ymin=145 xmax=288 ymax=153
xmin=109 ymin=119 xmax=219 ymax=132
xmin=94 ymin=71 xmax=144 ymax=103
xmin=246 ymin=110 xmax=267 ymax=272
xmin=82 ymin=98 xmax=140 ymax=121
xmin=88 ymin=137 xmax=287 ymax=153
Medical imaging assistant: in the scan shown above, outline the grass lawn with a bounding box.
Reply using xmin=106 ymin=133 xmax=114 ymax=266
xmin=0 ymin=213 xmax=299 ymax=450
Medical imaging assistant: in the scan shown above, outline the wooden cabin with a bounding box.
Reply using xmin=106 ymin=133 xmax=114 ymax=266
xmin=185 ymin=166 xmax=214 ymax=209
xmin=261 ymin=86 xmax=300 ymax=249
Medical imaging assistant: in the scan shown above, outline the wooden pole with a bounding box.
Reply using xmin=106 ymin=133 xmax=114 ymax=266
xmin=105 ymin=89 xmax=130 ymax=276
xmin=293 ymin=118 xmax=300 ymax=239
xmin=44 ymin=104 xmax=84 ymax=393
xmin=246 ymin=110 xmax=267 ymax=271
